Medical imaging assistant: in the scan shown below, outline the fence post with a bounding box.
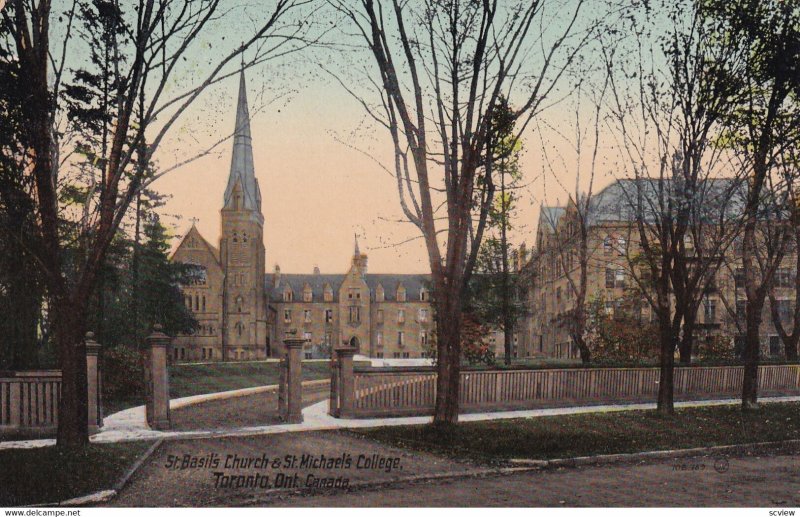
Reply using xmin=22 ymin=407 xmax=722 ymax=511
xmin=335 ymin=347 xmax=356 ymax=418
xmin=281 ymin=334 xmax=305 ymax=424
xmin=85 ymin=332 xmax=102 ymax=433
xmin=145 ymin=325 xmax=171 ymax=430
xmin=328 ymin=353 xmax=340 ymax=417
xmin=8 ymin=377 xmax=21 ymax=431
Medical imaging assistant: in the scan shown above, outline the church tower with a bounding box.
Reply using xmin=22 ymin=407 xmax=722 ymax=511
xmin=219 ymin=68 xmax=267 ymax=360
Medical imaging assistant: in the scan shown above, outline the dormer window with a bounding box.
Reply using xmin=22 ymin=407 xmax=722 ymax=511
xmin=420 ymin=288 xmax=428 ymax=301
xmin=303 ymin=284 xmax=313 ymax=302
xmin=283 ymin=288 xmax=293 ymax=302
xmin=376 ymin=284 xmax=385 ymax=302
xmin=397 ymin=285 xmax=406 ymax=302
xmin=323 ymin=284 xmax=333 ymax=302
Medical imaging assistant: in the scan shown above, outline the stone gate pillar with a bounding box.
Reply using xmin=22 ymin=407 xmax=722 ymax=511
xmin=335 ymin=346 xmax=356 ymax=418
xmin=85 ymin=332 xmax=102 ymax=433
xmin=145 ymin=325 xmax=171 ymax=430
xmin=328 ymin=353 xmax=340 ymax=417
xmin=281 ymin=334 xmax=305 ymax=424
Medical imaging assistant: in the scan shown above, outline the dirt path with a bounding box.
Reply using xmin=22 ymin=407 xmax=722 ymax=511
xmin=109 ymin=430 xmax=481 ymax=507
xmin=171 ymin=384 xmax=330 ymax=431
xmin=260 ymin=451 xmax=800 ymax=507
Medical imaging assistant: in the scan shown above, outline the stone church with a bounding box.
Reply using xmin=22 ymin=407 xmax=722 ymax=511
xmin=170 ymin=70 xmax=433 ymax=362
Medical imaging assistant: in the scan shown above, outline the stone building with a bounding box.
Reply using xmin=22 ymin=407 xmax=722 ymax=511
xmin=170 ymin=70 xmax=435 ymax=362
xmin=516 ymin=179 xmax=797 ymax=360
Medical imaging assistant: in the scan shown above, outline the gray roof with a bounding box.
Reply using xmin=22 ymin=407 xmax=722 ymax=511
xmin=265 ymin=273 xmax=431 ymax=303
xmin=586 ymin=178 xmax=747 ymax=224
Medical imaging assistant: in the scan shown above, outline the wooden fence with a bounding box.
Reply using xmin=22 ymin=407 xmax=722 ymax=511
xmin=349 ymin=365 xmax=800 ymax=417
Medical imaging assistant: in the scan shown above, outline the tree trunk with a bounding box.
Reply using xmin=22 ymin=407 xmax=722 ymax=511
xmin=434 ymin=291 xmax=462 ymax=423
xmin=657 ymin=318 xmax=675 ymax=413
xmin=53 ymin=301 xmax=89 ymax=447
xmin=741 ymin=296 xmax=764 ymax=410
xmin=678 ymin=310 xmax=696 ymax=365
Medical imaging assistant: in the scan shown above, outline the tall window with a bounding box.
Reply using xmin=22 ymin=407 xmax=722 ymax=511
xmin=420 ymin=288 xmax=428 ymax=301
xmin=284 ymin=310 xmax=292 ymax=323
xmin=349 ymin=306 xmax=360 ymax=323
xmin=325 ymin=309 xmax=333 ymax=323
xmin=376 ymin=309 xmax=384 ymax=323
xmin=418 ymin=308 xmax=428 ymax=322
xmin=397 ymin=309 xmax=405 ymax=323
xmin=420 ymin=331 xmax=428 ymax=346
xmin=283 ymin=289 xmax=293 ymax=302
xmin=397 ymin=331 xmax=404 ymax=346
xmin=605 ymin=268 xmax=615 ymax=288
xmin=304 ymin=310 xmax=312 ymax=323
xmin=376 ymin=331 xmax=383 ymax=346
xmin=323 ymin=285 xmax=333 ymax=302
xmin=397 ymin=286 xmax=406 ymax=302
xmin=703 ymin=297 xmax=717 ymax=323
xmin=303 ymin=286 xmax=313 ymax=302
xmin=303 ymin=331 xmax=312 ymax=342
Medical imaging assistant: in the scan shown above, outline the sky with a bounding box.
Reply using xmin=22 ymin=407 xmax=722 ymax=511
xmin=87 ymin=0 xmax=627 ymax=275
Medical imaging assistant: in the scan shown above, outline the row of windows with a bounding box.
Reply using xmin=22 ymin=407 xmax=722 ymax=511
xmin=185 ymin=294 xmax=207 ymax=312
xmin=292 ymin=330 xmax=428 ymax=347
xmin=283 ymin=308 xmax=429 ymax=324
xmin=283 ymin=286 xmax=429 ymax=303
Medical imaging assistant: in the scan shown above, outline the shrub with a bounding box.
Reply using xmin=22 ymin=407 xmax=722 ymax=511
xmin=102 ymin=345 xmax=145 ymax=407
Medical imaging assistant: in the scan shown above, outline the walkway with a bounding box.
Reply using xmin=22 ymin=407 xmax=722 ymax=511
xmin=3 ymin=392 xmax=800 ymax=450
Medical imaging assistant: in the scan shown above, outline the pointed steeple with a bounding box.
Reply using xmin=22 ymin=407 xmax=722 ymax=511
xmin=223 ymin=67 xmax=261 ymax=212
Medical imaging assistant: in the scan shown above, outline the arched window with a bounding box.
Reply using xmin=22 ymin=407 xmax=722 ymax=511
xmin=376 ymin=284 xmax=385 ymax=302
xmin=236 ymin=295 xmax=243 ymax=313
xmin=236 ymin=321 xmax=244 ymax=337
xmin=202 ymin=296 xmax=206 ymax=311
xmin=232 ymin=231 xmax=239 ymax=243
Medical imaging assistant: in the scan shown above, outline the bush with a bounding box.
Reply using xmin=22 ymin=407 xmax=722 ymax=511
xmin=102 ymin=346 xmax=145 ymax=409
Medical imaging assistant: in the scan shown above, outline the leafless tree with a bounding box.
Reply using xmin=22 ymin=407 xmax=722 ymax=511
xmin=3 ymin=0 xmax=319 ymax=447
xmin=327 ymin=0 xmax=599 ymax=422
xmin=605 ymin=0 xmax=744 ymax=412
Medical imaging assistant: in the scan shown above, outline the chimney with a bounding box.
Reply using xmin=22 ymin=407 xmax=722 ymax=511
xmin=313 ymin=265 xmax=320 ymax=275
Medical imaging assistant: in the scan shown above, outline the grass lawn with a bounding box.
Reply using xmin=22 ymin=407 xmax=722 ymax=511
xmin=0 ymin=440 xmax=154 ymax=506
xmin=168 ymin=360 xmax=334 ymax=399
xmin=353 ymin=402 xmax=800 ymax=461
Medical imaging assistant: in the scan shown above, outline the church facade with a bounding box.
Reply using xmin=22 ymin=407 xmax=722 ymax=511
xmin=170 ymin=70 xmax=434 ymax=362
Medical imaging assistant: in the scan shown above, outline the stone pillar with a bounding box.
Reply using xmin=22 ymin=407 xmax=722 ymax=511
xmin=328 ymin=353 xmax=340 ymax=417
xmin=335 ymin=347 xmax=356 ymax=418
xmin=281 ymin=335 xmax=305 ymax=424
xmin=145 ymin=325 xmax=171 ymax=430
xmin=85 ymin=332 xmax=102 ymax=433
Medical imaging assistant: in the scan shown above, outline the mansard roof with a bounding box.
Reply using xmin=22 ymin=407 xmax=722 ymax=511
xmin=266 ymin=273 xmax=431 ymax=303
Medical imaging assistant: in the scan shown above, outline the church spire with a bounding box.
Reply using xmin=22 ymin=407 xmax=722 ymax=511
xmin=354 ymin=234 xmax=360 ymax=256
xmin=223 ymin=67 xmax=261 ymax=212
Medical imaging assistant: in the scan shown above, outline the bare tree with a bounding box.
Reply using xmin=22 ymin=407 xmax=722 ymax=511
xmin=605 ymin=0 xmax=743 ymax=411
xmin=327 ymin=0 xmax=598 ymax=422
xmin=2 ymin=0 xmax=319 ymax=447
xmin=704 ymin=0 xmax=800 ymax=409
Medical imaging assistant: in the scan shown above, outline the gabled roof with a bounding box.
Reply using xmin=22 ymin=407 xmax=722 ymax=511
xmin=170 ymin=224 xmax=220 ymax=265
xmin=538 ymin=206 xmax=566 ymax=233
